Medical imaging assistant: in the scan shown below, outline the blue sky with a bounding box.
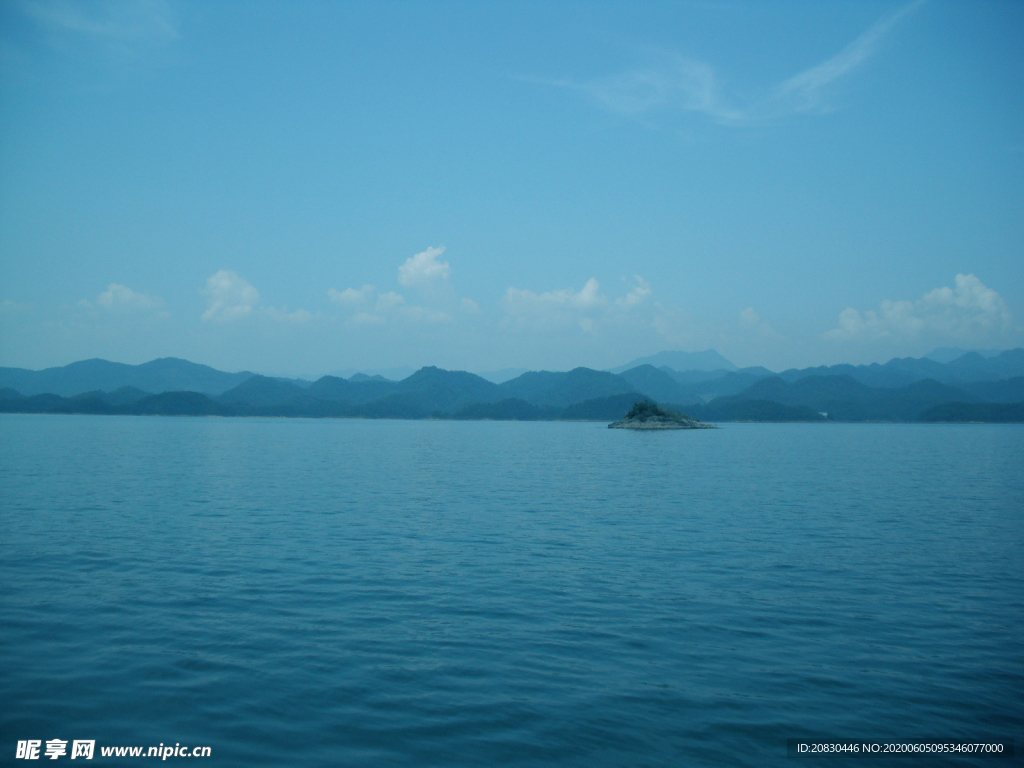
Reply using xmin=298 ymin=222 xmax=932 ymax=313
xmin=1 ymin=0 xmax=1021 ymax=376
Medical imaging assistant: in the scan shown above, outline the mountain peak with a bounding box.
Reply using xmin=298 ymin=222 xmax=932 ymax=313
xmin=608 ymin=350 xmax=737 ymax=374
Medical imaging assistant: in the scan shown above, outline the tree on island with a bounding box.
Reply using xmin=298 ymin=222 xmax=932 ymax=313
xmin=623 ymin=399 xmax=689 ymax=421
xmin=609 ymin=399 xmax=714 ymax=429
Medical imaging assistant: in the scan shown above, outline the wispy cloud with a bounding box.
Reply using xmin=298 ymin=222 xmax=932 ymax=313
xmin=772 ymin=1 xmax=924 ymax=114
xmin=21 ymin=0 xmax=177 ymax=42
xmin=549 ymin=54 xmax=744 ymax=123
xmin=0 ymin=299 xmax=33 ymax=314
xmin=545 ymin=2 xmax=922 ymax=125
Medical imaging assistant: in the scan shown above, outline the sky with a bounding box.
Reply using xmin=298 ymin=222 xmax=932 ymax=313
xmin=0 ymin=0 xmax=1021 ymax=377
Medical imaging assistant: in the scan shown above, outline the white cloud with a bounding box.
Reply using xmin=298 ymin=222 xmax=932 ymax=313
xmin=824 ymin=274 xmax=1014 ymax=344
xmin=74 ymin=283 xmax=167 ymax=317
xmin=502 ymin=277 xmax=657 ymax=334
xmin=264 ymin=307 xmax=312 ymax=323
xmin=351 ymin=311 xmax=384 ymax=326
xmin=378 ymin=290 xmax=452 ymax=324
xmin=328 ymin=248 xmax=467 ymax=328
xmin=331 ymin=285 xmax=452 ymax=326
xmin=398 ymin=306 xmax=452 ymax=324
xmin=328 ymin=285 xmax=374 ymax=306
xmin=503 ymin=278 xmax=607 ymax=317
xmin=738 ymin=307 xmax=780 ymax=338
xmin=375 ymin=291 xmax=406 ymax=312
xmin=201 ymin=270 xmax=261 ymax=322
xmin=96 ymin=283 xmax=165 ymax=313
xmin=201 ymin=271 xmax=313 ymax=324
xmin=616 ymin=276 xmax=652 ymax=308
xmin=398 ymin=246 xmax=450 ymax=287
xmin=501 ymin=276 xmax=655 ymax=333
xmin=0 ymin=299 xmax=32 ymax=314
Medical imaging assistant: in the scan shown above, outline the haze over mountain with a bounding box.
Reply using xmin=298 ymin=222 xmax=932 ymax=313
xmin=0 ymin=358 xmax=256 ymax=397
xmin=924 ymin=348 xmax=1005 ymax=364
xmin=608 ymin=350 xmax=738 ymax=374
xmin=2 ymin=348 xmax=1022 ymax=423
xmin=478 ymin=369 xmax=531 ymax=385
xmin=326 ymin=367 xmax=416 ymax=382
xmin=775 ymin=349 xmax=1024 ymax=387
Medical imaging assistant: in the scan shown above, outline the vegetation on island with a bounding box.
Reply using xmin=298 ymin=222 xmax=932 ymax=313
xmin=624 ymin=400 xmax=677 ymax=420
xmin=608 ymin=399 xmax=715 ymax=429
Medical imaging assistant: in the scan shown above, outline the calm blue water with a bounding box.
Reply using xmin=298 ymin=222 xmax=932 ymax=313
xmin=1 ymin=415 xmax=1021 ymax=766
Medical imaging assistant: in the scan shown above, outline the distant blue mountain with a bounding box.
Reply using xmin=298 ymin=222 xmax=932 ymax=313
xmin=920 ymin=401 xmax=1024 ymax=422
xmin=304 ymin=375 xmax=398 ymax=405
xmin=608 ymin=350 xmax=737 ymax=374
xmin=218 ymin=375 xmax=309 ymax=407
xmin=961 ymin=377 xmax=1024 ymax=403
xmin=497 ymin=368 xmax=636 ymax=407
xmin=0 ymin=357 xmax=256 ymax=397
xmin=778 ymin=349 xmax=1024 ymax=387
xmin=676 ymin=375 xmax=994 ymax=422
xmin=394 ymin=366 xmax=500 ymax=412
xmin=653 ymin=368 xmax=775 ymax=402
xmin=925 ymin=347 xmax=1004 ymax=364
xmin=327 ymin=366 xmax=416 ymax=382
xmin=616 ymin=365 xmax=693 ymax=404
xmin=3 ymin=349 xmax=1022 ymax=423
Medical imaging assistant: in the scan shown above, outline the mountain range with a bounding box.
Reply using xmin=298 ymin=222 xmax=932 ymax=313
xmin=0 ymin=357 xmax=258 ymax=397
xmin=1 ymin=349 xmax=1022 ymax=422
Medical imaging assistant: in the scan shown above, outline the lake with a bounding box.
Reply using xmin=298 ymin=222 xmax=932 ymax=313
xmin=1 ymin=415 xmax=1021 ymax=766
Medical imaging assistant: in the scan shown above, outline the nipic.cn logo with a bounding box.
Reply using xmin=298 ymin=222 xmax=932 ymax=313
xmin=16 ymin=740 xmax=93 ymax=759
xmin=15 ymin=740 xmax=211 ymax=759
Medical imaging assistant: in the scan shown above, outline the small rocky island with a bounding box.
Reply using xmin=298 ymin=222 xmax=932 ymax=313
xmin=609 ymin=400 xmax=716 ymax=430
